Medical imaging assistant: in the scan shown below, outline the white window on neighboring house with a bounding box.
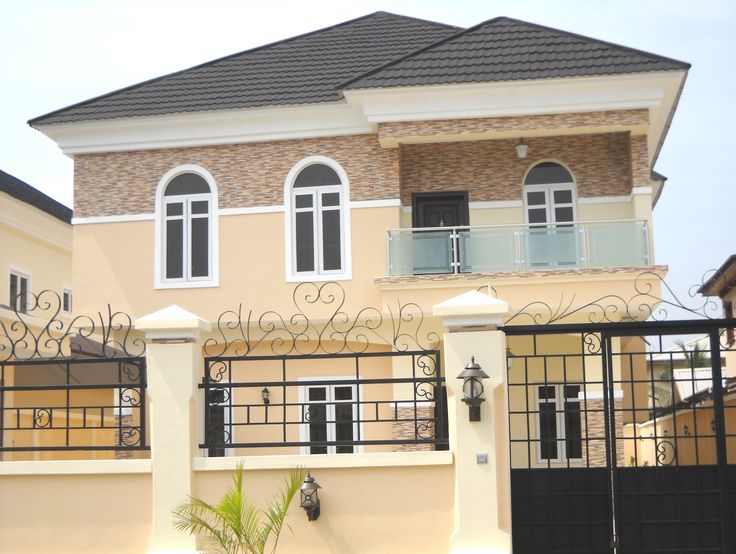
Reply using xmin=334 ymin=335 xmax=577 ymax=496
xmin=62 ymin=288 xmax=72 ymax=314
xmin=285 ymin=157 xmax=352 ymax=281
xmin=9 ymin=270 xmax=30 ymax=313
xmin=155 ymin=165 xmax=219 ymax=289
xmin=536 ymin=384 xmax=582 ymax=462
xmin=301 ymin=381 xmax=359 ymax=455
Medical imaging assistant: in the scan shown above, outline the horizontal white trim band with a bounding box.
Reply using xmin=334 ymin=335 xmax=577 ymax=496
xmin=469 ymin=200 xmax=523 ymax=209
xmin=350 ymin=198 xmax=401 ymax=209
xmin=0 ymin=459 xmax=152 ymax=475
xmin=578 ymin=195 xmax=632 ymax=205
xmin=193 ymin=450 xmax=453 ymax=471
xmin=632 ymin=186 xmax=653 ymax=195
xmin=72 ymin=213 xmax=155 ymax=225
xmin=218 ymin=205 xmax=284 ymax=216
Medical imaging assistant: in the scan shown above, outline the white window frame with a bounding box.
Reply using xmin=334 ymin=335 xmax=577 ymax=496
xmin=154 ymin=164 xmax=219 ymax=289
xmin=522 ymin=160 xmax=578 ymax=226
xmin=535 ymin=383 xmax=583 ymax=464
xmin=284 ymin=156 xmax=352 ymax=282
xmin=8 ymin=267 xmax=31 ymax=313
xmin=61 ymin=285 xmax=73 ymax=315
xmin=298 ymin=377 xmax=362 ymax=455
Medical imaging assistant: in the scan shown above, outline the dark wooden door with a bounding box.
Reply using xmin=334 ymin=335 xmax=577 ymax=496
xmin=412 ymin=192 xmax=469 ymax=228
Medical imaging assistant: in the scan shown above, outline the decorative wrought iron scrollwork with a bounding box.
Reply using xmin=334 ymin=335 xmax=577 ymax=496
xmin=204 ymin=281 xmax=439 ymax=357
xmin=505 ymin=270 xmax=736 ymax=325
xmin=414 ymin=381 xmax=436 ymax=402
xmin=119 ymin=427 xmax=142 ymax=447
xmin=0 ymin=290 xmax=145 ymax=361
xmin=33 ymin=408 xmax=52 ymax=429
xmin=655 ymin=438 xmax=677 ymax=466
xmin=582 ymin=332 xmax=603 ymax=354
xmin=415 ymin=419 xmax=436 ymax=441
xmin=119 ymin=387 xmax=141 ymax=408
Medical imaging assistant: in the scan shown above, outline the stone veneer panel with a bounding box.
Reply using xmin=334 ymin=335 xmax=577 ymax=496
xmin=399 ymin=132 xmax=636 ymax=205
xmin=379 ymin=109 xmax=648 ymax=142
xmin=74 ymin=134 xmax=400 ymax=218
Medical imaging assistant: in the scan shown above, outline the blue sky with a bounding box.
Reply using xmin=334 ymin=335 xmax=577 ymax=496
xmin=1 ymin=0 xmax=734 ymax=306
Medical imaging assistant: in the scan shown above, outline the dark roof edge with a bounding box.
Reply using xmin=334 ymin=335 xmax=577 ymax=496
xmin=698 ymin=254 xmax=736 ymax=297
xmin=342 ymin=15 xmax=690 ymax=90
xmin=29 ymin=11 xmax=459 ymax=127
xmin=0 ymin=170 xmax=72 ymax=223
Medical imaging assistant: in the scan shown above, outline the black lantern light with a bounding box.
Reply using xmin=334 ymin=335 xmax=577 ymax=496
xmin=261 ymin=387 xmax=270 ymax=405
xmin=456 ymin=356 xmax=489 ymax=421
xmin=300 ymin=472 xmax=321 ymax=521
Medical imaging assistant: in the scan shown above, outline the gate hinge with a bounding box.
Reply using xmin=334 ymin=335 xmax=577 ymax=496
xmin=610 ymin=535 xmax=620 ymax=549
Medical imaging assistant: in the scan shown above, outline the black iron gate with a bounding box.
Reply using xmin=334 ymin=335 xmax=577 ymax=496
xmin=505 ymin=319 xmax=736 ymax=554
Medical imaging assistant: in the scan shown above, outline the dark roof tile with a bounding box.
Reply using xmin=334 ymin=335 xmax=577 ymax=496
xmin=0 ymin=170 xmax=72 ymax=223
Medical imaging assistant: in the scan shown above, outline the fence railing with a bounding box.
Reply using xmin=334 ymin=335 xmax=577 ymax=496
xmin=200 ymin=350 xmax=447 ymax=456
xmin=0 ymin=358 xmax=148 ymax=456
xmin=387 ymin=219 xmax=649 ymax=276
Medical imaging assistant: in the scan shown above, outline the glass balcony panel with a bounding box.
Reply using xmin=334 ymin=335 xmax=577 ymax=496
xmin=586 ymin=221 xmax=648 ymax=268
xmin=522 ymin=225 xmax=580 ymax=269
xmin=388 ymin=230 xmax=452 ymax=276
xmin=459 ymin=228 xmax=517 ymax=273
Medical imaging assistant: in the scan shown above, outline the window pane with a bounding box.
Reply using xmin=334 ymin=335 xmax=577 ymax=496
xmin=9 ymin=273 xmax=17 ymax=309
xmin=565 ymin=400 xmax=582 ymax=459
xmin=528 ymin=208 xmax=547 ymax=225
xmin=307 ymin=404 xmax=327 ymax=455
xmin=554 ymin=206 xmax=574 ymax=223
xmin=524 ymin=162 xmax=573 ymax=185
xmin=322 ymin=209 xmax=342 ymax=271
xmin=166 ymin=219 xmax=184 ymax=279
xmin=335 ymin=403 xmax=354 ymax=454
xmin=19 ymin=275 xmax=28 ymax=313
xmin=63 ymin=292 xmax=72 ymax=312
xmin=190 ymin=217 xmax=209 ymax=277
xmin=538 ymin=386 xmax=556 ymax=399
xmin=191 ymin=200 xmax=208 ymax=215
xmin=539 ymin=403 xmax=558 ymax=459
xmin=564 ymin=385 xmax=580 ymax=398
xmin=527 ymin=191 xmax=546 ymax=206
xmin=295 ymin=212 xmax=315 ymax=272
xmin=295 ymin=194 xmax=313 ymax=209
xmin=553 ymin=189 xmax=573 ymax=204
xmin=164 ymin=173 xmax=210 ymax=196
xmin=294 ymin=164 xmax=341 ymax=188
xmin=166 ymin=202 xmax=183 ymax=216
xmin=308 ymin=388 xmax=326 ymax=402
xmin=322 ymin=192 xmax=340 ymax=207
xmin=334 ymin=386 xmax=352 ymax=401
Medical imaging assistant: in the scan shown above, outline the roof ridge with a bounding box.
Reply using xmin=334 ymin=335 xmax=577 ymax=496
xmin=343 ymin=15 xmax=689 ymax=90
xmin=30 ymin=11 xmax=456 ymax=126
xmin=497 ymin=16 xmax=690 ymax=69
xmin=341 ymin=16 xmax=500 ymax=89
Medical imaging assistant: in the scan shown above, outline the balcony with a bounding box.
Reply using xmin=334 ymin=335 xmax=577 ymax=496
xmin=387 ymin=220 xmax=650 ymax=276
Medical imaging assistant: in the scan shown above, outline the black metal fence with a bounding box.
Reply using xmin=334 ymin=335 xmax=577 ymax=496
xmin=0 ymin=357 xmax=148 ymax=455
xmin=201 ymin=350 xmax=447 ymax=456
xmin=505 ymin=319 xmax=736 ymax=554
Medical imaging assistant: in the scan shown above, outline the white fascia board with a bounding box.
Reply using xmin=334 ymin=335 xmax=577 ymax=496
xmin=35 ymin=102 xmax=375 ymax=155
xmin=345 ymin=72 xmax=681 ymax=122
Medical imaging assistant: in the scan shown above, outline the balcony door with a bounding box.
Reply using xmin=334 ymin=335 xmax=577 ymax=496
xmin=523 ymin=162 xmax=578 ymax=269
xmin=410 ymin=192 xmax=469 ymax=274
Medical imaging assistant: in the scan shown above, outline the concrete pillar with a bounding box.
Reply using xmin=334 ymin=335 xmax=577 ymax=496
xmin=135 ymin=305 xmax=211 ymax=554
xmin=434 ymin=290 xmax=512 ymax=554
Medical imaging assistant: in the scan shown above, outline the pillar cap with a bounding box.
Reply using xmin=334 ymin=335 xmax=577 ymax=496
xmin=135 ymin=305 xmax=211 ymax=338
xmin=433 ymin=290 xmax=510 ymax=329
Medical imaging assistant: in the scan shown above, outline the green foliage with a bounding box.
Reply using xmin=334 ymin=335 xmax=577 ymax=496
xmin=173 ymin=465 xmax=305 ymax=554
xmin=675 ymin=339 xmax=710 ymax=368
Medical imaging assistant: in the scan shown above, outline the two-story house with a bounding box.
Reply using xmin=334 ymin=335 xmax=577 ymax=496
xmin=5 ymin=12 xmax=720 ymax=554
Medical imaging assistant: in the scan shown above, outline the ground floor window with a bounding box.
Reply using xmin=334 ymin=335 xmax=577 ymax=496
xmin=537 ymin=383 xmax=582 ymax=461
xmin=302 ymin=382 xmax=358 ymax=454
xmin=9 ymin=270 xmax=29 ymax=313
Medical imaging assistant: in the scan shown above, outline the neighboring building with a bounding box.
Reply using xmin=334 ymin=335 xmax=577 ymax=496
xmin=700 ymin=253 xmax=736 ymax=376
xmin=0 ymin=169 xmax=72 ymax=317
xmin=9 ymin=12 xmax=733 ymax=554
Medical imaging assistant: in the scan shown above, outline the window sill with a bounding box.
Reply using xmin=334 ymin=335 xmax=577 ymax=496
xmin=193 ymin=450 xmax=452 ymax=471
xmin=154 ymin=279 xmax=220 ymax=290
xmin=286 ymin=272 xmax=352 ymax=283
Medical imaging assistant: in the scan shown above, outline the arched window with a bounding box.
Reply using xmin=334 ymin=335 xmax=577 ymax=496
xmin=523 ymin=162 xmax=577 ymax=225
xmin=155 ymin=165 xmax=218 ymax=288
xmin=285 ymin=157 xmax=351 ymax=280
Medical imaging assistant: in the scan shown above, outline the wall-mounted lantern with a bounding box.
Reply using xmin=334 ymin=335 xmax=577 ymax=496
xmin=261 ymin=387 xmax=270 ymax=405
xmin=456 ymin=356 xmax=489 ymax=421
xmin=515 ymin=137 xmax=529 ymax=159
xmin=506 ymin=347 xmax=514 ymax=370
xmin=300 ymin=473 xmax=321 ymax=521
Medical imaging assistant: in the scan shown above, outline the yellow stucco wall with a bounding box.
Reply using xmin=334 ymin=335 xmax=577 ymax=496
xmin=0 ymin=472 xmax=151 ymax=553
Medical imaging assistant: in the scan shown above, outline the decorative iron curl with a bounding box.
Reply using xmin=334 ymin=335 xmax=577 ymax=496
xmin=119 ymin=427 xmax=142 ymax=447
xmin=416 ymin=354 xmax=438 ymax=377
xmin=415 ymin=419 xmax=436 ymax=441
xmin=583 ymin=332 xmax=603 ymax=355
xmin=33 ymin=408 xmax=52 ymax=429
xmin=119 ymin=388 xmax=141 ymax=408
xmin=655 ymin=439 xmax=677 ymax=466
xmin=414 ymin=381 xmax=436 ymax=402
xmin=504 ymin=270 xmax=736 ymax=326
xmin=203 ymin=281 xmax=439 ymax=357
xmin=0 ymin=290 xmax=145 ymax=361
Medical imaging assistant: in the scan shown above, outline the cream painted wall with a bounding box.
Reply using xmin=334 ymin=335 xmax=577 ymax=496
xmin=0 ymin=193 xmax=72 ymax=309
xmin=0 ymin=473 xmax=151 ymax=553
xmin=193 ymin=465 xmax=454 ymax=554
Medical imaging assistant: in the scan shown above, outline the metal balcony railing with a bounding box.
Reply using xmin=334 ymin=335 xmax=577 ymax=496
xmin=387 ymin=219 xmax=650 ymax=276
